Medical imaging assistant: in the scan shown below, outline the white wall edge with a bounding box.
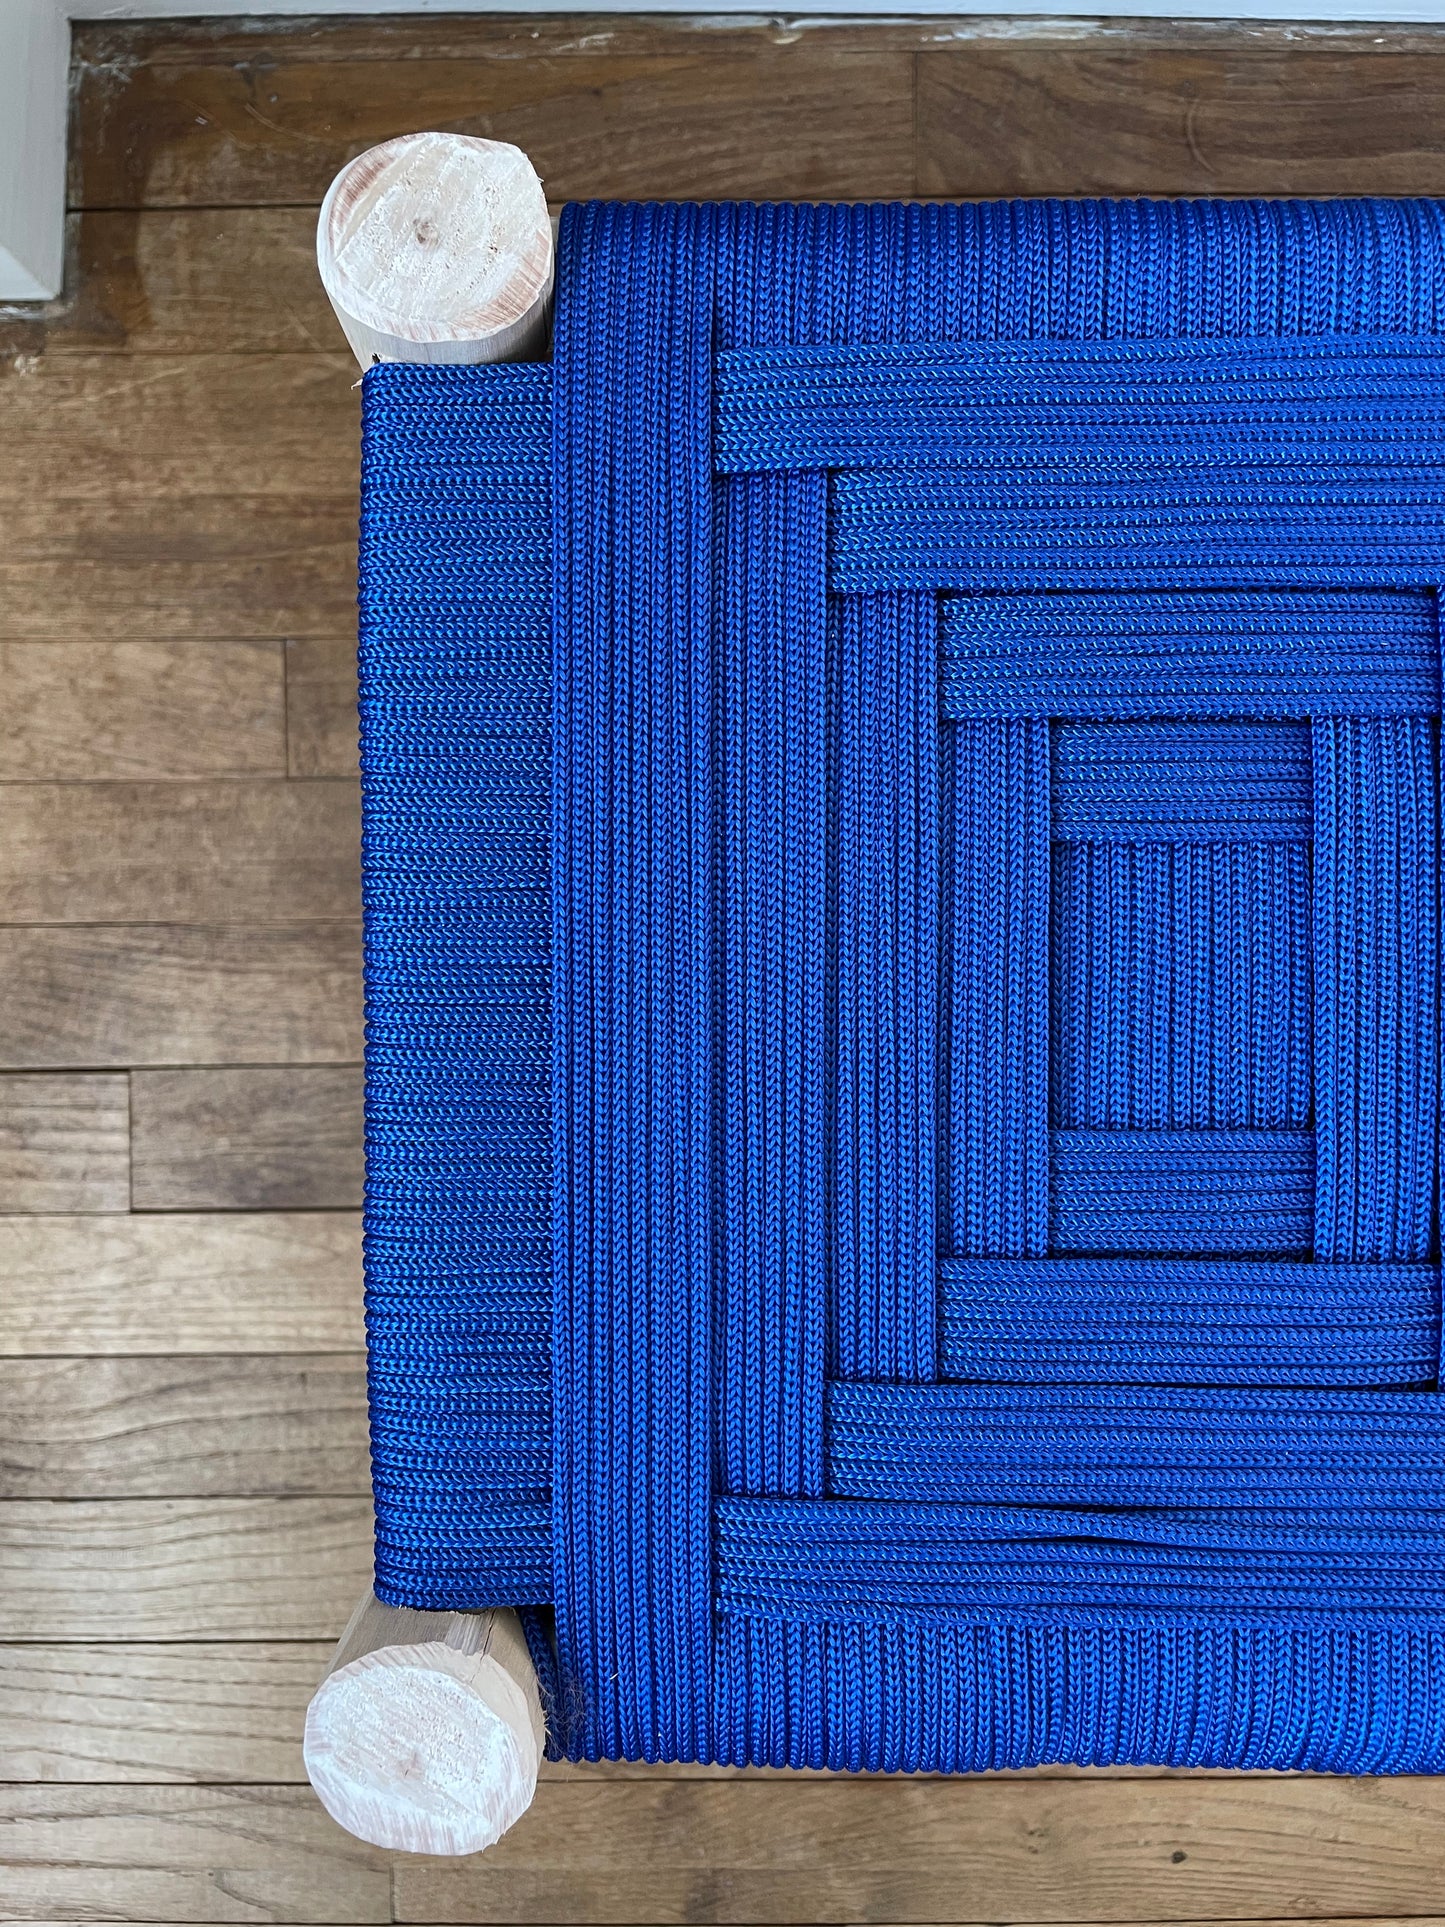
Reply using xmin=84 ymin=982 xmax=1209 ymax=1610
xmin=1 ymin=0 xmax=69 ymax=303
xmin=9 ymin=0 xmax=1445 ymax=306
xmin=55 ymin=0 xmax=1445 ymax=14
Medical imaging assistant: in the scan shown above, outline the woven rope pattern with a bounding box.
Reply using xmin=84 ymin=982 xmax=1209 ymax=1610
xmin=359 ymin=363 xmax=552 ymax=1607
xmin=716 ymin=335 xmax=1445 ymax=472
xmin=359 ymin=196 xmax=1445 ymax=1771
xmin=939 ymin=1258 xmax=1439 ymax=1388
xmin=942 ymin=590 xmax=1439 ymax=717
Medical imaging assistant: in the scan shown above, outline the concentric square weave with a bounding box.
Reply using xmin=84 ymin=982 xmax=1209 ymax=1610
xmin=358 ymin=198 xmax=1445 ymax=1773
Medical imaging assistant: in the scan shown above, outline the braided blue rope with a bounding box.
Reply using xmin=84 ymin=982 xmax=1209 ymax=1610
xmin=942 ymin=589 xmax=1439 ymax=718
xmin=940 ymin=1258 xmax=1439 ymax=1388
xmin=825 ymin=1383 xmax=1445 ymax=1506
xmin=714 ymin=1617 xmax=1445 ymax=1773
xmin=718 ymin=1497 xmax=1445 ymax=1622
xmin=716 ymin=335 xmax=1445 ymax=473
xmin=551 ymin=201 xmax=717 ymax=1763
xmin=358 ymin=195 xmax=1445 ymax=1773
xmin=359 ymin=362 xmax=552 ymax=1607
xmin=1052 ymin=719 xmax=1313 ymax=841
xmin=1049 ymin=1128 xmax=1316 ymax=1255
xmin=834 ymin=464 xmax=1445 ymax=593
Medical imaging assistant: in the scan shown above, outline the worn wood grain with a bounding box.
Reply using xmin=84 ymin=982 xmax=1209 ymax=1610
xmin=0 ymin=640 xmax=284 ymax=781
xmin=0 ymin=495 xmax=357 ymax=643
xmin=0 ymin=1641 xmax=330 ymax=1782
xmin=67 ymin=13 xmax=928 ymax=63
xmin=75 ymin=40 xmax=915 ymax=210
xmin=0 ymin=1499 xmax=371 ymax=1640
xmin=286 ymin=638 xmax=357 ymax=779
xmin=0 ymin=1642 xmax=1249 ymax=1791
xmin=0 ymin=1355 xmax=368 ymax=1497
xmin=17 ymin=1779 xmax=1412 ymax=1927
xmin=397 ymin=1775 xmax=1445 ymax=1924
xmin=0 ymin=780 xmax=359 ymax=925
xmin=916 ymin=45 xmax=1445 ymax=198
xmin=0 ymin=1785 xmax=389 ymax=1923
xmin=0 ymin=922 xmax=362 ymax=1069
xmin=0 ymin=1074 xmax=129 ymax=1213
xmin=18 ymin=19 xmax=1445 ymax=1923
xmin=0 ymin=208 xmax=344 ymax=358
xmin=3 ymin=1211 xmax=362 ymax=1355
xmin=10 ymin=1920 xmax=1445 ymax=1927
xmin=131 ymin=1067 xmax=363 ymax=1211
xmin=85 ymin=11 xmax=1445 ymax=62
xmin=0 ymin=354 xmax=357 ymax=501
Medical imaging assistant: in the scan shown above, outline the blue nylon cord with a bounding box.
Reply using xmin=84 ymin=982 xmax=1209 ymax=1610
xmin=1049 ymin=1129 xmax=1316 ymax=1256
xmin=1314 ymin=717 xmax=1440 ymax=1263
xmin=825 ymin=1383 xmax=1445 ymax=1506
xmin=833 ymin=465 xmax=1445 ymax=594
xmin=358 ymin=196 xmax=1445 ymax=1772
xmin=714 ymin=1616 xmax=1445 ymax=1773
xmin=944 ymin=718 xmax=1050 ymax=1262
xmin=1052 ymin=720 xmax=1312 ymax=842
xmin=942 ymin=589 xmax=1439 ymax=718
xmin=714 ymin=211 xmax=833 ymax=1509
xmin=1050 ymin=844 xmax=1313 ymax=1131
xmin=715 ymin=334 xmax=1445 ymax=473
xmin=717 ymin=468 xmax=830 ymax=1499
xmin=718 ymin=1497 xmax=1445 ymax=1622
xmin=939 ymin=1257 xmax=1440 ymax=1388
xmin=833 ymin=591 xmax=939 ymax=1382
xmin=551 ymin=202 xmax=717 ymax=1763
xmin=359 ymin=362 xmax=553 ymax=1607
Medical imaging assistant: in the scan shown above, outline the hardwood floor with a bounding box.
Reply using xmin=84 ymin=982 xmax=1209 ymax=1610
xmin=6 ymin=14 xmax=1445 ymax=1921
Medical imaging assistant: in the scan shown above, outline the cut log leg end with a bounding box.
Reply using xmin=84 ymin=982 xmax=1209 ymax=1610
xmin=317 ymin=131 xmax=554 ymax=368
xmin=304 ymin=1595 xmax=544 ymax=1856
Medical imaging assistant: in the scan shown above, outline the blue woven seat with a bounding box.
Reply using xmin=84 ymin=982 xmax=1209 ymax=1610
xmin=358 ymin=197 xmax=1445 ymax=1773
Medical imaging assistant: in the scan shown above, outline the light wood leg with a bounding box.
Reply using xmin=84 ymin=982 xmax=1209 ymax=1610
xmin=312 ymin=130 xmax=552 ymax=1859
xmin=304 ymin=1592 xmax=545 ymax=1855
xmin=317 ymin=132 xmax=553 ymax=369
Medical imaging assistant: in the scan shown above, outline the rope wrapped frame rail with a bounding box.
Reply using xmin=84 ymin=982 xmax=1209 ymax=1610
xmin=358 ymin=196 xmax=1445 ymax=1775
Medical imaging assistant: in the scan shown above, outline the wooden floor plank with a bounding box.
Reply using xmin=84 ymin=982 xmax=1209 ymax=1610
xmin=0 ymin=640 xmax=285 ymax=781
xmin=0 ymin=1355 xmax=368 ymax=1497
xmin=0 ymin=1785 xmax=389 ymax=1924
xmin=0 ymin=496 xmax=357 ymax=643
xmin=0 ymin=1641 xmax=329 ymax=1782
xmin=68 ymin=13 xmax=945 ymax=62
xmin=285 ymin=638 xmax=358 ymax=779
xmin=130 ymin=1067 xmax=363 ymax=1211
xmin=0 ymin=208 xmax=345 ymax=358
xmin=74 ymin=37 xmax=914 ymax=210
xmin=917 ymin=44 xmax=1445 ymax=197
xmin=13 ymin=1921 xmax=1445 ymax=1927
xmin=0 ymin=1643 xmax=1261 ymax=1792
xmin=3 ymin=1212 xmax=362 ymax=1355
xmin=0 ymin=354 xmax=356 ymax=502
xmin=0 ymin=1074 xmax=129 ymax=1213
xmin=17 ymin=19 xmax=1445 ymax=1925
xmin=396 ymin=1776 xmax=1445 ymax=1924
xmin=0 ymin=923 xmax=362 ymax=1070
xmin=0 ymin=779 xmax=359 ymax=925
xmin=0 ymin=1499 xmax=371 ymax=1640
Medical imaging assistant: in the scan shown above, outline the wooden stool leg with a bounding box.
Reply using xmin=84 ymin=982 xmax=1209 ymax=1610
xmin=304 ymin=1592 xmax=545 ymax=1855
xmin=312 ymin=132 xmax=553 ymax=1857
xmin=317 ymin=132 xmax=553 ymax=368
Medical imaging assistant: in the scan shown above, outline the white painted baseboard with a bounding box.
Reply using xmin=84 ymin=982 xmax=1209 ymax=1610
xmin=2 ymin=0 xmax=68 ymax=301
xmin=9 ymin=0 xmax=1445 ymax=303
